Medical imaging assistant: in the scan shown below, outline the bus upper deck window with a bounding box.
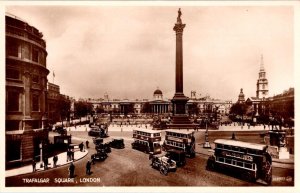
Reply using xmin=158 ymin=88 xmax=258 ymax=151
xmin=236 ymin=161 xmax=244 ymax=167
xmin=232 ymin=146 xmax=239 ymax=152
xmin=245 ymin=163 xmax=252 ymax=169
xmin=248 ymin=149 xmax=257 ymax=155
xmin=225 ymin=158 xmax=232 ymax=164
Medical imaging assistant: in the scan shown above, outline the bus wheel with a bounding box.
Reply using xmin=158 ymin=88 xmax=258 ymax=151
xmin=206 ymin=161 xmax=214 ymax=171
xmin=265 ymin=172 xmax=272 ymax=185
xmin=243 ymin=172 xmax=253 ymax=182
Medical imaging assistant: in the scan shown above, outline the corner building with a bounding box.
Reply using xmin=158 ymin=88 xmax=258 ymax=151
xmin=5 ymin=14 xmax=49 ymax=166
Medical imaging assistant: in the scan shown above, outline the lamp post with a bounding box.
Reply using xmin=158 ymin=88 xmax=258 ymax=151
xmin=203 ymin=117 xmax=211 ymax=148
xmin=39 ymin=142 xmax=43 ymax=168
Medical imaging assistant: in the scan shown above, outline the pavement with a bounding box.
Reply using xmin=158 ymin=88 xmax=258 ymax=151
xmin=6 ymin=122 xmax=293 ymax=177
xmin=5 ymin=149 xmax=88 ymax=178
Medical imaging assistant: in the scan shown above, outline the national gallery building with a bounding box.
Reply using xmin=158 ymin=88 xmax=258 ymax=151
xmin=83 ymin=89 xmax=232 ymax=117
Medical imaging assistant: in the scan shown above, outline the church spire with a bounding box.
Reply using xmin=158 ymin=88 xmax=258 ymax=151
xmin=260 ymin=54 xmax=264 ymax=72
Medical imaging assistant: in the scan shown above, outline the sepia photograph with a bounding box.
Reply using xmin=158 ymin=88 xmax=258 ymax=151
xmin=1 ymin=1 xmax=298 ymax=192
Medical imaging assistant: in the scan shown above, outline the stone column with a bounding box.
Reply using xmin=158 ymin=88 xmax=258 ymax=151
xmin=171 ymin=9 xmax=189 ymax=116
xmin=23 ymin=71 xmax=31 ymax=120
xmin=174 ymin=12 xmax=186 ymax=95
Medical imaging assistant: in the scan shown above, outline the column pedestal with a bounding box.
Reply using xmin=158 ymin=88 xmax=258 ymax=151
xmin=279 ymin=147 xmax=290 ymax=159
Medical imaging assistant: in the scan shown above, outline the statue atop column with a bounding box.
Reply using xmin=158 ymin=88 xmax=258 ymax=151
xmin=177 ymin=8 xmax=182 ymax=24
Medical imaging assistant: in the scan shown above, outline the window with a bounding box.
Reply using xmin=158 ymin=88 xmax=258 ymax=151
xmin=247 ymin=149 xmax=257 ymax=155
xmin=245 ymin=163 xmax=252 ymax=169
xmin=224 ymin=158 xmax=231 ymax=164
xmin=6 ymin=138 xmax=21 ymax=161
xmin=22 ymin=44 xmax=30 ymax=59
xmin=32 ymin=48 xmax=39 ymax=62
xmin=216 ymin=144 xmax=223 ymax=149
xmin=232 ymin=146 xmax=240 ymax=152
xmin=6 ymin=120 xmax=20 ymax=131
xmin=32 ymin=74 xmax=39 ymax=83
xmin=236 ymin=161 xmax=244 ymax=167
xmin=217 ymin=157 xmax=225 ymax=163
xmin=6 ymin=40 xmax=19 ymax=57
xmin=6 ymin=68 xmax=20 ymax=80
xmin=32 ymin=94 xmax=40 ymax=111
xmin=7 ymin=91 xmax=19 ymax=111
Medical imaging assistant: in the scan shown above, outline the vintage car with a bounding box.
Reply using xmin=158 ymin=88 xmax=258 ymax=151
xmin=93 ymin=137 xmax=104 ymax=145
xmin=88 ymin=127 xmax=108 ymax=138
xmin=96 ymin=142 xmax=111 ymax=153
xmin=54 ymin=126 xmax=67 ymax=135
xmin=91 ymin=148 xmax=108 ymax=161
xmin=151 ymin=155 xmax=177 ymax=175
xmin=110 ymin=138 xmax=125 ymax=149
xmin=165 ymin=149 xmax=186 ymax=167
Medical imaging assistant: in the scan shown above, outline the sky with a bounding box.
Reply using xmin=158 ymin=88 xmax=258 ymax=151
xmin=5 ymin=5 xmax=295 ymax=101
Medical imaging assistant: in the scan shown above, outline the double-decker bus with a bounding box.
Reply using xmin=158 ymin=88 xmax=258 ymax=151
xmin=131 ymin=128 xmax=162 ymax=154
xmin=163 ymin=129 xmax=196 ymax=158
xmin=207 ymin=139 xmax=272 ymax=185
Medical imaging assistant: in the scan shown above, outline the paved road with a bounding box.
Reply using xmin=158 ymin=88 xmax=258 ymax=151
xmin=6 ymin=130 xmax=294 ymax=186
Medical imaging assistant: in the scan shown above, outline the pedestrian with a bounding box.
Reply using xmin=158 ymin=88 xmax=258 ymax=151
xmin=53 ymin=155 xmax=58 ymax=167
xmin=43 ymin=157 xmax=48 ymax=170
xmin=67 ymin=149 xmax=71 ymax=162
xmin=91 ymin=154 xmax=95 ymax=165
xmin=32 ymin=159 xmax=36 ymax=172
xmin=86 ymin=140 xmax=89 ymax=148
xmin=79 ymin=142 xmax=84 ymax=152
xmin=71 ymin=150 xmax=75 ymax=161
xmin=69 ymin=162 xmax=75 ymax=178
xmin=86 ymin=160 xmax=91 ymax=175
xmin=231 ymin=132 xmax=236 ymax=140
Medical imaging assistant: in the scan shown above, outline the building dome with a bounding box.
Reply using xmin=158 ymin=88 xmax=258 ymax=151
xmin=154 ymin=89 xmax=163 ymax=95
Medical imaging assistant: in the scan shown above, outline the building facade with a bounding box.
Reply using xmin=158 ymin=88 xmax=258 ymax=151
xmin=84 ymin=89 xmax=232 ymax=118
xmin=47 ymin=82 xmax=60 ymax=124
xmin=6 ymin=14 xmax=49 ymax=165
xmin=149 ymin=89 xmax=170 ymax=114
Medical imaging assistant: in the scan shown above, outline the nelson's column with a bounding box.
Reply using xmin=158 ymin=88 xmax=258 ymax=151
xmin=168 ymin=8 xmax=196 ymax=129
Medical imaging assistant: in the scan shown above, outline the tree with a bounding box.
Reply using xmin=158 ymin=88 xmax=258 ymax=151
xmin=74 ymin=101 xmax=93 ymax=122
xmin=230 ymin=103 xmax=248 ymax=122
xmin=57 ymin=95 xmax=71 ymax=127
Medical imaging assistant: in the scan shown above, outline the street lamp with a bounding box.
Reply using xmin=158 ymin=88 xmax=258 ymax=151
xmin=39 ymin=142 xmax=43 ymax=168
xmin=203 ymin=117 xmax=211 ymax=148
